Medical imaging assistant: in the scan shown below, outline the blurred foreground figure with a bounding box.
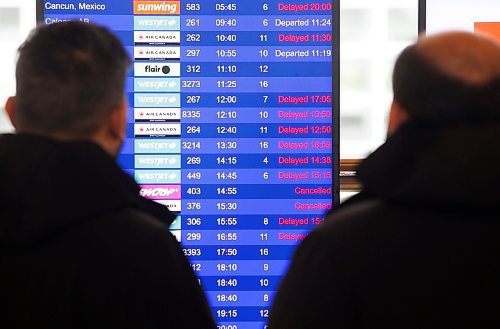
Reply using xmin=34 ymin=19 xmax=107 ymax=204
xmin=0 ymin=21 xmax=216 ymax=329
xmin=269 ymin=31 xmax=500 ymax=329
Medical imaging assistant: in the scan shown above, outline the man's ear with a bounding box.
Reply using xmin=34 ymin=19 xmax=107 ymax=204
xmin=107 ymin=100 xmax=127 ymax=141
xmin=5 ymin=96 xmax=17 ymax=128
xmin=387 ymin=99 xmax=409 ymax=137
xmin=92 ymin=100 xmax=127 ymax=157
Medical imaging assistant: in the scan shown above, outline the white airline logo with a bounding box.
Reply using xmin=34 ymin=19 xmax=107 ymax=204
xmin=134 ymin=31 xmax=181 ymax=44
xmin=134 ymin=46 xmax=181 ymax=60
xmin=135 ymin=123 xmax=181 ymax=136
xmin=170 ymin=230 xmax=181 ymax=242
xmin=134 ymin=108 xmax=181 ymax=121
xmin=135 ymin=63 xmax=180 ymax=77
xmin=155 ymin=200 xmax=181 ymax=212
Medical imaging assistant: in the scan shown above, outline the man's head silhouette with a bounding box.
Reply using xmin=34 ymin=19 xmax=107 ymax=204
xmin=5 ymin=21 xmax=131 ymax=156
xmin=388 ymin=31 xmax=500 ymax=135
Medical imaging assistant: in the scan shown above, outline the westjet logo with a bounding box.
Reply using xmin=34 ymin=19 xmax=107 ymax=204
xmin=136 ymin=141 xmax=178 ymax=150
xmin=136 ymin=80 xmax=177 ymax=89
xmin=136 ymin=96 xmax=177 ymax=104
xmin=136 ymin=19 xmax=177 ymax=27
xmin=136 ymin=157 xmax=178 ymax=166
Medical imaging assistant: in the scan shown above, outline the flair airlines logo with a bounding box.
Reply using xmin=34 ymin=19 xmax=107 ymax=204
xmin=134 ymin=46 xmax=180 ymax=60
xmin=135 ymin=63 xmax=180 ymax=77
xmin=134 ymin=1 xmax=180 ymax=15
xmin=135 ymin=31 xmax=181 ymax=45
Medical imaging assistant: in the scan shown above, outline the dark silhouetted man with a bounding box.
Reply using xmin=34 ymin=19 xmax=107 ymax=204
xmin=0 ymin=21 xmax=216 ymax=329
xmin=269 ymin=31 xmax=500 ymax=329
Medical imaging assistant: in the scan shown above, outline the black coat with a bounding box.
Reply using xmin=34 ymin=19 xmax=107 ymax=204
xmin=269 ymin=122 xmax=500 ymax=329
xmin=0 ymin=134 xmax=216 ymax=329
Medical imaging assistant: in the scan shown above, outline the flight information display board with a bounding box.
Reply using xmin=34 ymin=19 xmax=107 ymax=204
xmin=38 ymin=1 xmax=338 ymax=328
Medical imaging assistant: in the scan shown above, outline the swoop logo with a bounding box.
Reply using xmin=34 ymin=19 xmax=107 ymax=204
xmin=134 ymin=1 xmax=180 ymax=15
xmin=140 ymin=185 xmax=181 ymax=199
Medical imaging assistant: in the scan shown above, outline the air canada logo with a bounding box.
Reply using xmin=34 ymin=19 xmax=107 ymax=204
xmin=135 ymin=31 xmax=181 ymax=45
xmin=134 ymin=108 xmax=181 ymax=121
xmin=134 ymin=47 xmax=180 ymax=60
xmin=135 ymin=123 xmax=181 ymax=137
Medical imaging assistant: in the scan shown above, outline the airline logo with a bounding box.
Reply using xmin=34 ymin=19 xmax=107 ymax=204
xmin=134 ymin=1 xmax=180 ymax=15
xmin=134 ymin=93 xmax=180 ymax=108
xmin=134 ymin=62 xmax=180 ymax=77
xmin=135 ymin=139 xmax=181 ymax=153
xmin=170 ymin=216 xmax=181 ymax=230
xmin=134 ymin=108 xmax=181 ymax=121
xmin=134 ymin=46 xmax=180 ymax=60
xmin=135 ymin=155 xmax=180 ymax=169
xmin=134 ymin=16 xmax=180 ymax=31
xmin=170 ymin=230 xmax=181 ymax=242
xmin=135 ymin=31 xmax=180 ymax=44
xmin=139 ymin=184 xmax=181 ymax=199
xmin=475 ymin=22 xmax=500 ymax=41
xmin=135 ymin=170 xmax=181 ymax=184
xmin=155 ymin=199 xmax=181 ymax=212
xmin=134 ymin=78 xmax=180 ymax=92
xmin=135 ymin=123 xmax=181 ymax=137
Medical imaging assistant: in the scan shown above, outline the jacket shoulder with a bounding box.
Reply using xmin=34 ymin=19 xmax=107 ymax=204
xmin=67 ymin=208 xmax=217 ymax=328
xmin=317 ymin=199 xmax=389 ymax=237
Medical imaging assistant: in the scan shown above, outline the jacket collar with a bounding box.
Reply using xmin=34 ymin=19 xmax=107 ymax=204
xmin=0 ymin=134 xmax=175 ymax=246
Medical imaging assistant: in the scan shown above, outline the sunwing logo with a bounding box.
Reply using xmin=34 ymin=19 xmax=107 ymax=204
xmin=134 ymin=1 xmax=180 ymax=15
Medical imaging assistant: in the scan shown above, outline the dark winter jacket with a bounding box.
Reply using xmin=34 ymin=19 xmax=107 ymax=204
xmin=0 ymin=133 xmax=216 ymax=329
xmin=269 ymin=121 xmax=500 ymax=329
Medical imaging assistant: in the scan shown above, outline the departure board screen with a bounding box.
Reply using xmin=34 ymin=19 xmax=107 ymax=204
xmin=38 ymin=1 xmax=338 ymax=328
